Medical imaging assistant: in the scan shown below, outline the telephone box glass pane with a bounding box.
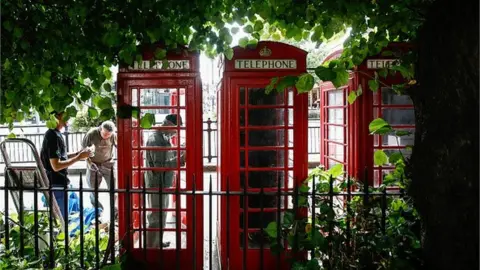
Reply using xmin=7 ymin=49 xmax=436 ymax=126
xmin=288 ymin=108 xmax=294 ymax=126
xmin=247 ymin=130 xmax=285 ymax=147
xmin=382 ymin=149 xmax=412 ymax=165
xmin=381 ymin=87 xmax=413 ymax=105
xmin=248 ymin=87 xmax=284 ymax=105
xmin=288 ymin=87 xmax=294 ymax=106
xmin=239 ymin=108 xmax=245 ymax=126
xmin=327 ymin=90 xmax=344 ymax=106
xmin=328 ymin=108 xmax=344 ymax=124
xmin=288 ymin=129 xmax=294 ymax=147
xmin=132 ymin=88 xmax=138 ymax=106
xmin=382 ymin=129 xmax=415 ymax=146
xmin=239 ymin=87 xmax=246 ymax=105
xmin=245 ymin=150 xmax=285 ymax=168
xmin=140 ymin=88 xmax=176 ymax=107
xmin=382 ymin=108 xmax=415 ymax=125
xmin=247 ymin=109 xmax=285 ymax=126
xmin=179 ymin=88 xmax=186 ymax=107
xmin=138 ymin=130 xmax=178 ymax=147
xmin=327 ymin=142 xmax=344 ymax=162
xmin=328 ymin=125 xmax=344 ymax=143
xmin=140 ymin=150 xmax=180 ymax=168
xmin=139 ymin=110 xmax=185 ymax=127
xmin=240 ymin=171 xmax=285 ymax=189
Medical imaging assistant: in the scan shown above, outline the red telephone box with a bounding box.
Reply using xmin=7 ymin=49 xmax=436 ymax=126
xmin=117 ymin=45 xmax=203 ymax=269
xmin=319 ymin=43 xmax=414 ymax=185
xmin=217 ymin=41 xmax=309 ymax=270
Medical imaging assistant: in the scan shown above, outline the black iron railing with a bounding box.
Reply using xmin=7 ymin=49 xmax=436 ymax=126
xmin=0 ymin=168 xmax=411 ymax=269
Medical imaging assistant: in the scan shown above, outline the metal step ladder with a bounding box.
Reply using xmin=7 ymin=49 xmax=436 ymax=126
xmin=0 ymin=138 xmax=65 ymax=231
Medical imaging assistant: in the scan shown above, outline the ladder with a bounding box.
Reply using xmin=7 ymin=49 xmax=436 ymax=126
xmin=0 ymin=138 xmax=65 ymax=231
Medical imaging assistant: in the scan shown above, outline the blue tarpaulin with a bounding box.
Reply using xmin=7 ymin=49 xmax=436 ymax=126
xmin=42 ymin=192 xmax=102 ymax=237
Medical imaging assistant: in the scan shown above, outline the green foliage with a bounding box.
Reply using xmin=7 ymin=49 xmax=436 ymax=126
xmin=296 ymin=74 xmax=315 ymax=93
xmin=0 ymin=211 xmax=118 ymax=270
xmin=266 ymin=157 xmax=423 ymax=269
xmin=1 ymin=0 xmax=430 ymax=125
xmin=374 ymin=149 xmax=389 ymax=166
xmin=369 ymin=118 xmax=392 ymax=135
xmin=70 ymin=107 xmax=106 ymax=132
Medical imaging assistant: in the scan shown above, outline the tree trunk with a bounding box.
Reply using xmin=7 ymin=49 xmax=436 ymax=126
xmin=408 ymin=0 xmax=479 ymax=269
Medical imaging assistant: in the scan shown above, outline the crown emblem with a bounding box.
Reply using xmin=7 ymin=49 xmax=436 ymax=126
xmin=259 ymin=46 xmax=272 ymax=57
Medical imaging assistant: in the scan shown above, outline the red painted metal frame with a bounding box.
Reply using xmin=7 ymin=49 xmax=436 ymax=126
xmin=117 ymin=48 xmax=203 ymax=269
xmin=218 ymin=41 xmax=308 ymax=270
xmin=319 ymin=43 xmax=414 ymax=184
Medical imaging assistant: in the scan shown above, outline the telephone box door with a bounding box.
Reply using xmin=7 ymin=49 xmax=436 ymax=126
xmin=117 ymin=75 xmax=203 ymax=269
xmin=222 ymin=77 xmax=307 ymax=269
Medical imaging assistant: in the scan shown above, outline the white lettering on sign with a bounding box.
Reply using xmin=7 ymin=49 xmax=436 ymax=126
xmin=234 ymin=59 xmax=297 ymax=69
xmin=129 ymin=60 xmax=190 ymax=70
xmin=367 ymin=59 xmax=399 ymax=69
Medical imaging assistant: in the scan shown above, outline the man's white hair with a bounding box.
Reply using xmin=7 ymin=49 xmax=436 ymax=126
xmin=101 ymin=120 xmax=116 ymax=132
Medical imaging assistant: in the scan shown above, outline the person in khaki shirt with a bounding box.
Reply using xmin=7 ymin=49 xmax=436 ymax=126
xmin=81 ymin=120 xmax=117 ymax=211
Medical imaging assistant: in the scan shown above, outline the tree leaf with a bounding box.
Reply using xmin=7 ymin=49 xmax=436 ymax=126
xmin=369 ymin=118 xmax=392 ymax=134
xmin=246 ymin=39 xmax=258 ymax=50
xmin=283 ymin=211 xmax=294 ymax=227
xmin=154 ymin=48 xmax=167 ymax=60
xmin=356 ymin=84 xmax=363 ymax=96
xmin=231 ymin=27 xmax=239 ymax=34
xmin=103 ymin=83 xmax=112 ymax=92
xmin=266 ymin=77 xmax=279 ymax=94
xmin=97 ymin=97 xmax=112 ymax=110
xmin=265 ymin=222 xmax=278 ymax=238
xmin=99 ymin=108 xmax=115 ymax=121
xmin=140 ymin=113 xmax=155 ymax=129
xmin=314 ymin=66 xmax=336 ymax=82
xmin=328 ymin=164 xmax=344 ymax=178
xmin=243 ymin=25 xmax=254 ymax=34
xmin=46 ymin=119 xmax=57 ymax=129
xmin=65 ymin=106 xmax=78 ymax=119
xmin=88 ymin=107 xmax=99 ymax=118
xmin=332 ymin=69 xmax=349 ymax=88
xmin=7 ymin=133 xmax=16 ymax=139
xmin=238 ymin=37 xmax=249 ymax=48
xmin=295 ymin=73 xmax=315 ymax=93
xmin=13 ymin=27 xmax=23 ymax=38
xmin=395 ymin=130 xmax=412 ymax=137
xmin=368 ymin=79 xmax=379 ymax=92
xmin=347 ymin=91 xmax=357 ymax=104
xmin=378 ymin=68 xmax=388 ymax=78
xmin=276 ymin=76 xmax=298 ymax=92
xmin=389 ymin=152 xmax=404 ymax=164
xmin=254 ymin=20 xmax=264 ymax=32
xmin=374 ymin=150 xmax=389 ymax=166
xmin=224 ymin=48 xmax=234 ymax=60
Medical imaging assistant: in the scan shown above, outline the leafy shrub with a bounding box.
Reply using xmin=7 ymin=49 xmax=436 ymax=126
xmin=265 ymin=162 xmax=423 ymax=270
xmin=0 ymin=211 xmax=120 ymax=269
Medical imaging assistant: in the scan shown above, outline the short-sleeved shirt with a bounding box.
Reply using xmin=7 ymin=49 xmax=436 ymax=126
xmin=40 ymin=129 xmax=69 ymax=185
xmin=81 ymin=127 xmax=116 ymax=164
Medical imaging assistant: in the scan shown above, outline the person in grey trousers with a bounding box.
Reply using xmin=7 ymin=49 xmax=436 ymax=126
xmin=81 ymin=121 xmax=117 ymax=212
xmin=145 ymin=114 xmax=185 ymax=248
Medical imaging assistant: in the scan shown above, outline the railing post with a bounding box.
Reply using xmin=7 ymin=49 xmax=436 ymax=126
xmin=64 ymin=125 xmax=70 ymax=152
xmin=206 ymin=118 xmax=212 ymax=163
